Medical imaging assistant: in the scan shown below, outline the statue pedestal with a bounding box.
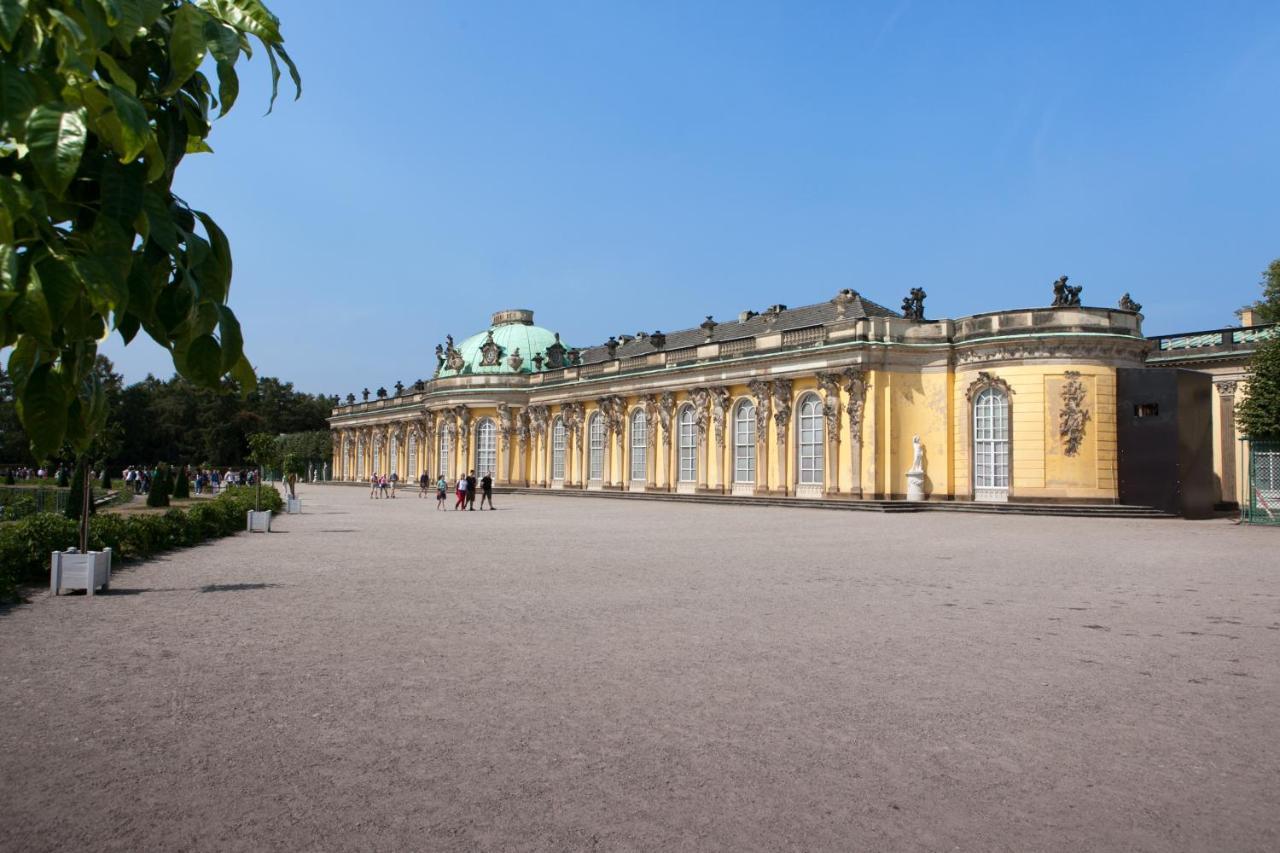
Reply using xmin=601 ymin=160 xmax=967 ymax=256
xmin=906 ymin=469 xmax=925 ymax=502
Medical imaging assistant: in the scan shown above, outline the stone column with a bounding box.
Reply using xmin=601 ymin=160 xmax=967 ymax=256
xmin=497 ymin=403 xmax=513 ymax=484
xmin=614 ymin=397 xmax=628 ymax=490
xmin=818 ymin=373 xmax=842 ymax=495
xmin=1216 ymin=380 xmax=1239 ymax=507
xmin=844 ymin=369 xmax=867 ymax=498
xmin=597 ymin=397 xmax=613 ymax=487
xmin=658 ymin=392 xmax=676 ymax=491
xmin=711 ymin=387 xmax=730 ymax=493
xmin=422 ymin=411 xmax=437 ymax=480
xmin=644 ymin=395 xmax=659 ymax=489
xmin=748 ymin=379 xmax=772 ymax=495
xmin=692 ymin=387 xmax=710 ymax=491
xmin=772 ymin=379 xmax=793 ymax=496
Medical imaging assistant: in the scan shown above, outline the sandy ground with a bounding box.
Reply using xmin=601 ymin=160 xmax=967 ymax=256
xmin=1 ymin=486 xmax=1278 ymax=853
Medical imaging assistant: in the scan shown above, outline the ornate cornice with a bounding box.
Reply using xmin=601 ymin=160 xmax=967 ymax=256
xmin=964 ymin=370 xmax=1014 ymax=403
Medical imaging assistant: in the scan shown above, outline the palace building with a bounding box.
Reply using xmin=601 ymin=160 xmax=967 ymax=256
xmin=327 ymin=285 xmax=1205 ymax=507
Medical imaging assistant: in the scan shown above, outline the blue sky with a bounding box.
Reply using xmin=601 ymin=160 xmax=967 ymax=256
xmin=101 ymin=1 xmax=1280 ymax=394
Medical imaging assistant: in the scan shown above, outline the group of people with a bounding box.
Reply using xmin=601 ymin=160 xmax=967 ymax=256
xmin=367 ymin=472 xmax=400 ymax=498
xmin=120 ymin=465 xmax=257 ymax=495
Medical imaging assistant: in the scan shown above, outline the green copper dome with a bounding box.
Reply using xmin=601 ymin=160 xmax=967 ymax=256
xmin=439 ymin=310 xmax=567 ymax=376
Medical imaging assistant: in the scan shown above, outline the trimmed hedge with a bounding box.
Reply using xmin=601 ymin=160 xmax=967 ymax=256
xmin=0 ymin=486 xmax=284 ymax=603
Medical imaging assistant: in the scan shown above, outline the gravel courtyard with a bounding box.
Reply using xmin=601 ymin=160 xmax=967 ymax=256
xmin=2 ymin=486 xmax=1278 ymax=852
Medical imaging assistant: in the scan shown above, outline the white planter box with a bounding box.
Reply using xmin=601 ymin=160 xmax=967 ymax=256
xmin=246 ymin=510 xmax=272 ymax=532
xmin=51 ymin=548 xmax=112 ymax=596
xmin=286 ymin=497 xmax=302 ymax=514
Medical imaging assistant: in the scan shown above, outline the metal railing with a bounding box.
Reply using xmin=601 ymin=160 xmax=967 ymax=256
xmin=1244 ymin=441 xmax=1280 ymax=525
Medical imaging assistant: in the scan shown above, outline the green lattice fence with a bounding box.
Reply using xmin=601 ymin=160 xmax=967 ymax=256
xmin=1245 ymin=441 xmax=1280 ymax=525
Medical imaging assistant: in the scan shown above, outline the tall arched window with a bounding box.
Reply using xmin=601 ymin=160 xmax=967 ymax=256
xmin=797 ymin=394 xmax=824 ymax=486
xmin=677 ymin=405 xmax=696 ymax=483
xmin=407 ymin=433 xmax=418 ymax=475
xmin=356 ymin=438 xmax=366 ymax=478
xmin=475 ymin=418 xmax=497 ymax=476
xmin=734 ymin=400 xmax=756 ymax=484
xmin=373 ymin=442 xmax=381 ymax=475
xmin=630 ymin=410 xmax=647 ymax=481
xmin=389 ymin=435 xmax=399 ymax=475
xmin=552 ymin=418 xmax=566 ymax=480
xmin=438 ymin=425 xmax=452 ymax=478
xmin=588 ymin=413 xmax=605 ymax=480
xmin=342 ymin=436 xmax=351 ymax=479
xmin=973 ymin=385 xmax=1010 ymax=501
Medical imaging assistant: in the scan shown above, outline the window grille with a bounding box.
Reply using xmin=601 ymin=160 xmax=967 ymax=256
xmin=552 ymin=419 xmax=566 ymax=480
xmin=797 ymin=395 xmax=824 ymax=485
xmin=475 ymin=419 xmax=497 ymax=477
xmin=588 ymin=414 xmax=605 ymax=480
xmin=678 ymin=406 xmax=696 ymax=482
xmin=734 ymin=401 xmax=756 ymax=483
xmin=631 ymin=410 xmax=647 ymax=480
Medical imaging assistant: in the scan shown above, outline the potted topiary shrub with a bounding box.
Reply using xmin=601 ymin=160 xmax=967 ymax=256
xmin=283 ymin=452 xmax=302 ymax=513
xmin=51 ymin=459 xmax=111 ymax=595
xmin=245 ymin=434 xmax=277 ymax=532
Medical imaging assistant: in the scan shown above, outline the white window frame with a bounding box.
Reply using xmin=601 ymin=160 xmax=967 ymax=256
xmin=973 ymin=386 xmax=1010 ymax=500
xmin=437 ymin=426 xmax=452 ymax=478
xmin=407 ymin=434 xmax=417 ymax=476
xmin=734 ymin=400 xmax=755 ymax=484
xmin=630 ymin=410 xmax=647 ymax=481
xmin=552 ymin=418 xmax=566 ymax=481
xmin=475 ymin=418 xmax=497 ymax=477
xmin=677 ymin=405 xmax=696 ymax=483
xmin=797 ymin=394 xmax=824 ymax=486
xmin=389 ymin=435 xmax=399 ymax=475
xmin=588 ymin=413 xmax=605 ymax=480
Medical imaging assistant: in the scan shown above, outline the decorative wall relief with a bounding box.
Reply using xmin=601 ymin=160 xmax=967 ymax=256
xmin=1059 ymin=371 xmax=1090 ymax=456
xmin=747 ymin=379 xmax=772 ymax=442
xmin=771 ymin=379 xmax=793 ymax=448
xmin=711 ymin=386 xmax=731 ymax=449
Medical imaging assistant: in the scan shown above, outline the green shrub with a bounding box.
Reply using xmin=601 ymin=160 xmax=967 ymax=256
xmin=172 ymin=468 xmax=190 ymax=499
xmin=146 ymin=465 xmax=171 ymax=508
xmin=100 ymin=469 xmax=112 ymax=489
xmin=0 ymin=483 xmax=287 ymax=603
xmin=3 ymin=470 xmax=14 ymax=486
xmin=55 ymin=467 xmax=69 ymax=488
xmin=65 ymin=464 xmax=94 ymax=521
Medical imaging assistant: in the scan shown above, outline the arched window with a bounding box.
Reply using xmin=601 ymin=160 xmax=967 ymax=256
xmin=973 ymin=385 xmax=1010 ymax=501
xmin=407 ymin=433 xmax=418 ymax=475
xmin=355 ymin=438 xmax=365 ymax=478
xmin=630 ymin=410 xmax=647 ymax=481
xmin=373 ymin=442 xmax=381 ymax=475
xmin=677 ymin=405 xmax=696 ymax=483
xmin=438 ymin=425 xmax=452 ymax=478
xmin=475 ymin=418 xmax=497 ymax=477
xmin=797 ymin=394 xmax=824 ymax=486
xmin=389 ymin=434 xmax=399 ymax=475
xmin=734 ymin=400 xmax=756 ymax=484
xmin=588 ymin=413 xmax=605 ymax=480
xmin=552 ymin=417 xmax=566 ymax=480
xmin=342 ymin=436 xmax=351 ymax=479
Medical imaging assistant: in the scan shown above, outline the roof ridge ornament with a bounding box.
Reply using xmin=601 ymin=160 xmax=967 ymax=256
xmin=1051 ymin=276 xmax=1082 ymax=308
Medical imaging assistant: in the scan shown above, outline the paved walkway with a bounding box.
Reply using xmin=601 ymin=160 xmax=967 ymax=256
xmin=2 ymin=486 xmax=1278 ymax=852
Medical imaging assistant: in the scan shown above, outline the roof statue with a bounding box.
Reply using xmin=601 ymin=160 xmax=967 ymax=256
xmin=1051 ymin=276 xmax=1082 ymax=307
xmin=901 ymin=287 xmax=927 ymax=321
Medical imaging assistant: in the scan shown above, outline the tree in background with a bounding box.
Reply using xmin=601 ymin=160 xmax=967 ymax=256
xmin=1238 ymin=259 xmax=1280 ymax=325
xmin=245 ymin=432 xmax=277 ymax=512
xmin=1237 ymin=334 xmax=1280 ymax=441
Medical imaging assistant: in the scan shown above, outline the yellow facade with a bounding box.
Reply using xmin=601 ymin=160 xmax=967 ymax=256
xmin=330 ymin=299 xmax=1153 ymax=504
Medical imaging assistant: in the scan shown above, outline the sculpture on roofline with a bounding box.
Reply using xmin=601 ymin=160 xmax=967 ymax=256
xmin=901 ymin=287 xmax=926 ymax=321
xmin=1051 ymin=276 xmax=1082 ymax=307
xmin=1118 ymin=293 xmax=1142 ymax=313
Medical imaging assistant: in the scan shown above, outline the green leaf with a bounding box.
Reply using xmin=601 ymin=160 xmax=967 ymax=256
xmin=214 ymin=58 xmax=238 ymax=117
xmin=155 ymin=280 xmax=194 ymax=333
xmin=195 ymin=209 xmax=231 ymax=297
xmin=13 ymin=286 xmax=53 ymax=344
xmin=94 ymin=0 xmax=123 ymax=26
xmin=47 ymin=9 xmax=87 ymax=45
xmin=0 ymin=0 xmax=28 ymax=52
xmin=99 ymin=158 xmax=146 ymax=225
xmin=0 ymin=242 xmax=18 ymax=309
xmin=165 ymin=2 xmax=208 ymax=95
xmin=184 ymin=332 xmax=222 ymax=386
xmin=25 ymin=105 xmax=89 ymax=198
xmin=0 ymin=58 xmax=36 ymax=138
xmin=105 ymin=84 xmax=152 ymax=161
xmin=16 ymin=362 xmax=68 ymax=458
xmin=31 ymin=257 xmax=78 ymax=325
xmin=96 ymin=53 xmax=136 ymax=95
xmin=216 ymin=304 xmax=242 ymax=369
xmin=230 ymin=352 xmax=256 ymax=396
xmin=142 ymin=188 xmax=179 ymax=254
xmin=116 ymin=310 xmax=140 ymax=343
xmin=264 ymin=42 xmax=280 ymax=114
xmin=203 ymin=0 xmax=281 ymax=41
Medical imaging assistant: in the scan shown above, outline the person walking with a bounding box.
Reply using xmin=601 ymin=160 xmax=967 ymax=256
xmin=455 ymin=473 xmax=467 ymax=510
xmin=389 ymin=471 xmax=398 ymax=498
xmin=418 ymin=471 xmax=429 ymax=498
xmin=465 ymin=470 xmax=477 ymax=511
xmin=436 ymin=474 xmax=448 ymax=510
xmin=379 ymin=473 xmax=390 ymax=498
xmin=479 ymin=472 xmax=495 ymax=510
xmin=370 ymin=472 xmax=380 ymax=499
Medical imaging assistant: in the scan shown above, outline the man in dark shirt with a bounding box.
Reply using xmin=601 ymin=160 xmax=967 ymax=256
xmin=465 ymin=470 xmax=477 ymax=510
xmin=479 ymin=472 xmax=494 ymax=510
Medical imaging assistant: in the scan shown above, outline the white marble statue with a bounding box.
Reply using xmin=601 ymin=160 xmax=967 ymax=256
xmin=906 ymin=435 xmax=926 ymax=500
